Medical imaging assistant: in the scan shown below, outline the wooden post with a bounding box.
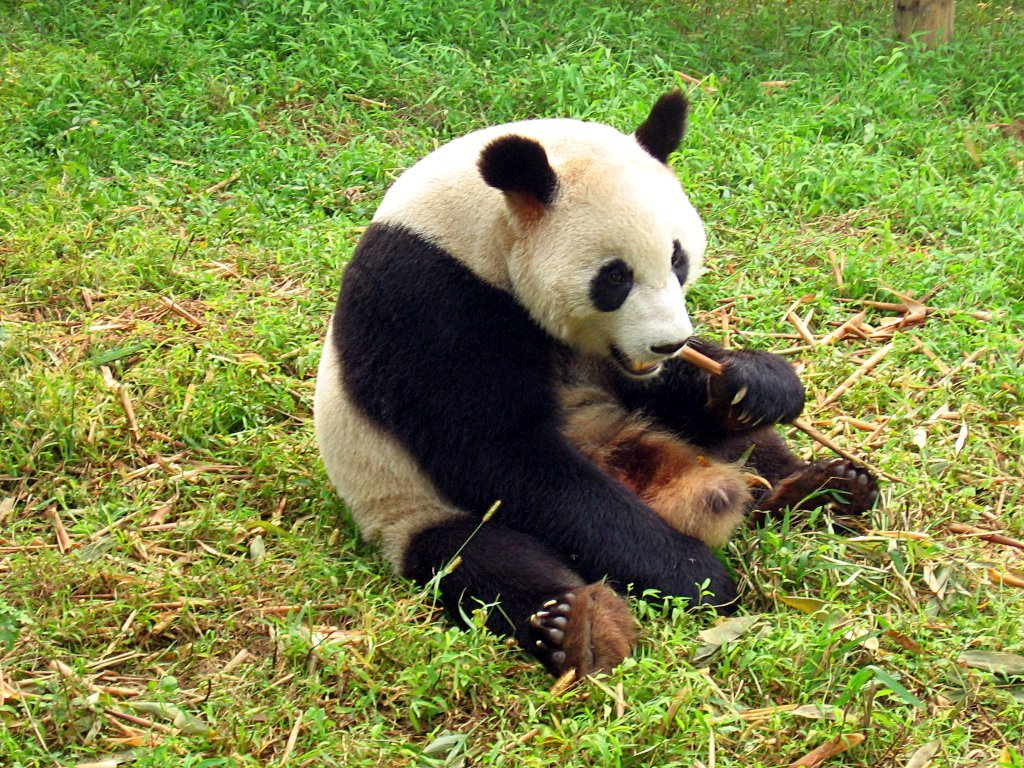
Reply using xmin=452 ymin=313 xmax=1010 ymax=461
xmin=894 ymin=0 xmax=954 ymax=48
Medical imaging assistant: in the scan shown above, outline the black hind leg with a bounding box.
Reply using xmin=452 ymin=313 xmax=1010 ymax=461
xmin=402 ymin=518 xmax=636 ymax=677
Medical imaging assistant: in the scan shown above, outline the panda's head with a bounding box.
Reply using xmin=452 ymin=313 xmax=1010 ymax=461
xmin=478 ymin=91 xmax=705 ymax=380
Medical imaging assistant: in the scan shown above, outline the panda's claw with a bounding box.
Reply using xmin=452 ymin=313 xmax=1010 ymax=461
xmin=524 ymin=584 xmax=635 ymax=678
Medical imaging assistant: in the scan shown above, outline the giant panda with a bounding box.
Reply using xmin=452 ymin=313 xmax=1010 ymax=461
xmin=314 ymin=91 xmax=879 ymax=678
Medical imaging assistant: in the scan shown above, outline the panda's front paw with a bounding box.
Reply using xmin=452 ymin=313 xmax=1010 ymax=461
xmin=757 ymin=458 xmax=880 ymax=516
xmin=705 ymin=348 xmax=805 ymax=430
xmin=525 ymin=584 xmax=635 ymax=678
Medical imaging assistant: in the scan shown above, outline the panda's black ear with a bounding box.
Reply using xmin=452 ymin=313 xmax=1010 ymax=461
xmin=634 ymin=90 xmax=689 ymax=164
xmin=478 ymin=135 xmax=558 ymax=207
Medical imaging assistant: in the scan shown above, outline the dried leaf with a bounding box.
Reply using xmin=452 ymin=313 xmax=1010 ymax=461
xmin=904 ymin=739 xmax=942 ymax=768
xmin=71 ymin=754 xmax=143 ymax=768
xmin=959 ymin=650 xmax=1024 ymax=677
xmin=697 ymin=615 xmax=761 ymax=644
xmin=953 ymin=424 xmax=968 ymax=456
xmin=884 ymin=630 xmax=923 ymax=654
xmin=777 ymin=595 xmax=830 ymax=616
xmin=790 ymin=704 xmax=842 ymax=720
xmin=249 ymin=534 xmax=265 ymax=563
xmin=693 ymin=615 xmax=760 ymax=665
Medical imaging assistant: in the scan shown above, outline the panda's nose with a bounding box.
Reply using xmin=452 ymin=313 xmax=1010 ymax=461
xmin=650 ymin=340 xmax=687 ymax=357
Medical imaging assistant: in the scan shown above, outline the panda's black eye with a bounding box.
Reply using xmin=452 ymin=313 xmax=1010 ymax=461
xmin=671 ymin=239 xmax=689 ymax=285
xmin=605 ymin=265 xmax=628 ymax=285
xmin=590 ymin=259 xmax=634 ymax=312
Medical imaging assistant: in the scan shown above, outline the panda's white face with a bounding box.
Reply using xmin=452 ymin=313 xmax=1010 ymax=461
xmin=501 ymin=131 xmax=706 ymax=380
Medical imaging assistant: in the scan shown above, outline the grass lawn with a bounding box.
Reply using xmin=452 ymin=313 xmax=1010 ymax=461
xmin=2 ymin=1 xmax=1023 ymax=765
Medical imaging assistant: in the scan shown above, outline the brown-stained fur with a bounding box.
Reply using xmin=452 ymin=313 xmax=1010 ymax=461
xmin=540 ymin=583 xmax=637 ymax=677
xmin=561 ymin=385 xmax=751 ymax=547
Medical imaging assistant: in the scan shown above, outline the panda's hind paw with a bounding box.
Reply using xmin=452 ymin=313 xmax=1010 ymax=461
xmin=526 ymin=584 xmax=635 ymax=678
xmin=758 ymin=458 xmax=880 ymax=517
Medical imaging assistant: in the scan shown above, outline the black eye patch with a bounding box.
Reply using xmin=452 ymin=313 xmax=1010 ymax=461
xmin=672 ymin=240 xmax=689 ymax=285
xmin=590 ymin=259 xmax=634 ymax=312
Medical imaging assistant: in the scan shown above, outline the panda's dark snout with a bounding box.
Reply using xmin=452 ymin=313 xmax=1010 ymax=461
xmin=650 ymin=341 xmax=687 ymax=357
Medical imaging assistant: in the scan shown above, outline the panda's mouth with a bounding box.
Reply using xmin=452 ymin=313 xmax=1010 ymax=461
xmin=610 ymin=346 xmax=663 ymax=379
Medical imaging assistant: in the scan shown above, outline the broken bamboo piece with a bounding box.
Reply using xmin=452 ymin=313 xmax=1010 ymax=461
xmin=787 ymin=733 xmax=866 ymax=768
xmin=948 ymin=522 xmax=1024 ymax=552
xmin=677 ymin=344 xmax=724 ymax=376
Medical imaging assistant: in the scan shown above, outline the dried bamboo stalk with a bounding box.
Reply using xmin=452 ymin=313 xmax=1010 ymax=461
xmin=792 ymin=419 xmax=903 ymax=483
xmin=948 ymin=522 xmax=1024 ymax=552
xmin=819 ymin=343 xmax=894 ymax=407
xmin=677 ymin=345 xmax=724 ymax=376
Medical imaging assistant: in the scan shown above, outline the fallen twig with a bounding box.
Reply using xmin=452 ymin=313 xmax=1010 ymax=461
xmin=100 ymin=365 xmax=142 ymax=443
xmin=987 ymin=569 xmax=1024 ymax=589
xmin=787 ymin=310 xmax=817 ymax=347
xmin=104 ymin=707 xmax=176 ymax=734
xmin=158 ymin=296 xmax=204 ymax=328
xmin=342 ymin=92 xmax=387 ymax=108
xmin=819 ymin=310 xmax=867 ymax=346
xmin=44 ymin=506 xmax=72 ymax=553
xmin=936 ymin=347 xmax=987 ymax=386
xmin=280 ymin=709 xmax=304 ymax=765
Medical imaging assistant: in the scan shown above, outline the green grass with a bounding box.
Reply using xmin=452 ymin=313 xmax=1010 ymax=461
xmin=2 ymin=1 xmax=1023 ymax=765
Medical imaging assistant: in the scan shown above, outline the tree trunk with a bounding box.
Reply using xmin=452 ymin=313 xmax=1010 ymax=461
xmin=894 ymin=0 xmax=954 ymax=48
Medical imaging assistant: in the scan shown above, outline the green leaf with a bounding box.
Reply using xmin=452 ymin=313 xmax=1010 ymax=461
xmin=870 ymin=666 xmax=925 ymax=708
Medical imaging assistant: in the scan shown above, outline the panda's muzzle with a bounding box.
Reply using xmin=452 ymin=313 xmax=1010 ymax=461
xmin=610 ymin=346 xmax=664 ymax=379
